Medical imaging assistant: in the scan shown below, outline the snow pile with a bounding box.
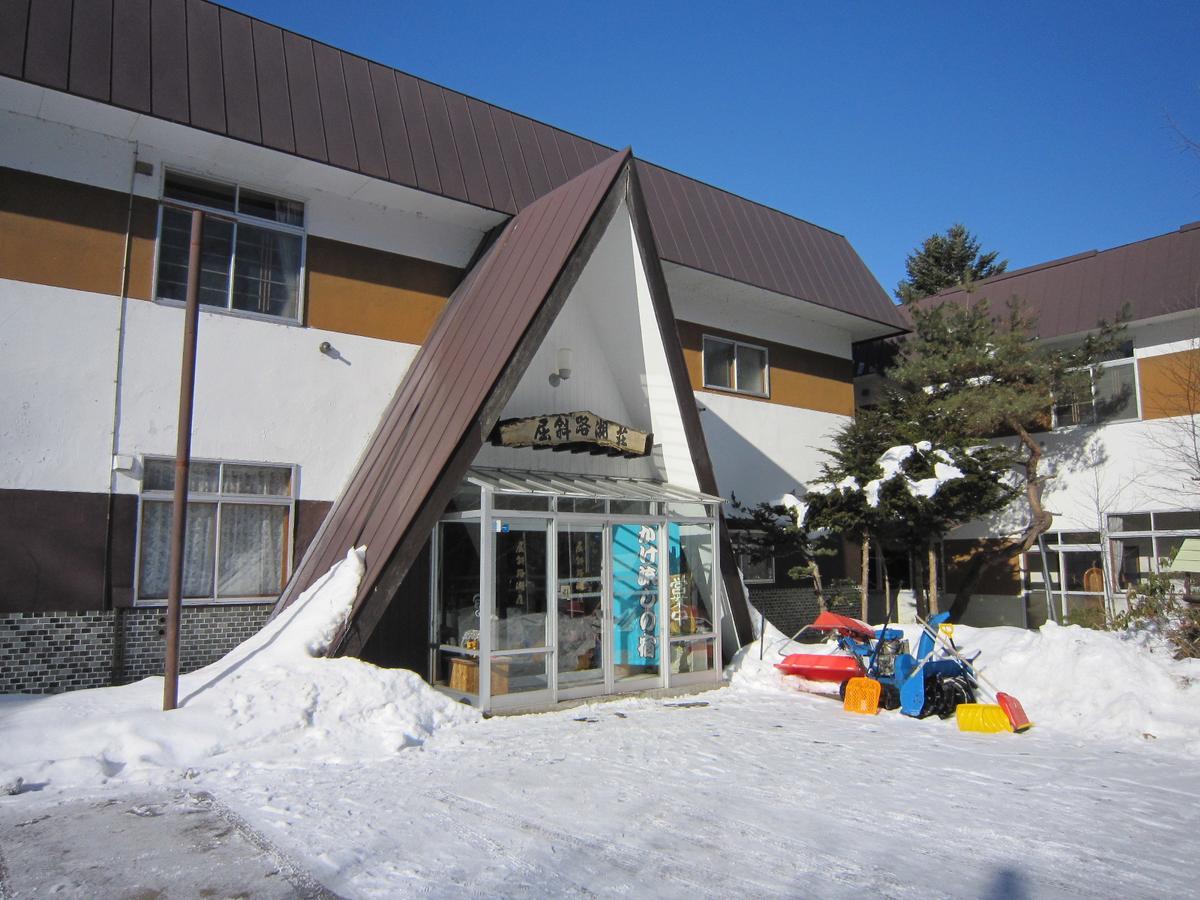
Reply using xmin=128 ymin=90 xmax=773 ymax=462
xmin=951 ymin=621 xmax=1200 ymax=752
xmin=730 ymin=616 xmax=1200 ymax=755
xmin=727 ymin=618 xmax=845 ymax=698
xmin=807 ymin=442 xmax=965 ymax=509
xmin=0 ymin=548 xmax=480 ymax=794
xmin=862 ymin=442 xmax=964 ymax=507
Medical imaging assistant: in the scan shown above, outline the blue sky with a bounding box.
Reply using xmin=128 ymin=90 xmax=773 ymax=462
xmin=225 ymin=0 xmax=1199 ymax=302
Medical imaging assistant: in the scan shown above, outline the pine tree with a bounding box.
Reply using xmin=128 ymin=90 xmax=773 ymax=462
xmin=886 ymin=296 xmax=1127 ymax=619
xmin=803 ymin=406 xmax=1013 ymax=619
xmin=895 ymin=224 xmax=1007 ymax=304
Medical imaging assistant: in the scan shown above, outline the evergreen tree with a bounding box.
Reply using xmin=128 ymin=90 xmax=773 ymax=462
xmin=895 ymin=224 xmax=1007 ymax=304
xmin=886 ymin=296 xmax=1127 ymax=619
xmin=803 ymin=407 xmax=1013 ymax=619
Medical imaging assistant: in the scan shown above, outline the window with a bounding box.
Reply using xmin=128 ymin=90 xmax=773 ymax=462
xmin=1022 ymin=531 xmax=1105 ymax=625
xmin=1053 ymin=344 xmax=1138 ymax=428
xmin=738 ymin=552 xmax=776 ymax=584
xmin=137 ymin=458 xmax=295 ymax=603
xmin=1107 ymin=510 xmax=1200 ymax=598
xmin=155 ymin=171 xmax=305 ymax=322
xmin=703 ymin=335 xmax=768 ymax=397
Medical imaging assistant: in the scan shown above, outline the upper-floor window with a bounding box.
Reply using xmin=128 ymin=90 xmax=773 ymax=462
xmin=137 ymin=457 xmax=296 ymax=604
xmin=1052 ymin=343 xmax=1138 ymax=428
xmin=155 ymin=171 xmax=306 ymax=323
xmin=703 ymin=335 xmax=769 ymax=397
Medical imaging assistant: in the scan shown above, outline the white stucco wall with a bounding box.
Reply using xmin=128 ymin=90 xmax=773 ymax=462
xmin=0 ymin=279 xmax=414 ymax=500
xmin=0 ymin=281 xmax=119 ymax=493
xmin=696 ymin=391 xmax=848 ymax=506
xmin=477 ymin=203 xmax=702 ymax=489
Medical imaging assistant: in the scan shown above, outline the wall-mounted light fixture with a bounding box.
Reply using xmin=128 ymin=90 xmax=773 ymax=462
xmin=548 ymin=347 xmax=573 ymax=387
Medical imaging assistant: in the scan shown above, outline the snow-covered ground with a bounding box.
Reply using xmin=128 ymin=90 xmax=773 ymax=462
xmin=3 ymin=552 xmax=1199 ymax=898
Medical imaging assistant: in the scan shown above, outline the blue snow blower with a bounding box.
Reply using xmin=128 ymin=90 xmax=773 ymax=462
xmin=842 ymin=612 xmax=978 ymax=718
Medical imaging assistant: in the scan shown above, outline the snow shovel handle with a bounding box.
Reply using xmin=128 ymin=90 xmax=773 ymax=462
xmin=914 ymin=616 xmax=1002 ymax=700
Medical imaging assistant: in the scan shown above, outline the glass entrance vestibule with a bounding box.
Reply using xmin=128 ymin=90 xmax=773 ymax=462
xmin=431 ymin=468 xmax=723 ymax=712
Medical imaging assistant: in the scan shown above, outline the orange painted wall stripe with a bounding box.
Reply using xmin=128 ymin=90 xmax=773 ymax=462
xmin=675 ymin=319 xmax=854 ymax=415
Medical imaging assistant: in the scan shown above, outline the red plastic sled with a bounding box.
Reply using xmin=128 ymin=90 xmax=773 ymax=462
xmin=807 ymin=611 xmax=875 ymax=643
xmin=775 ymin=653 xmax=864 ymax=683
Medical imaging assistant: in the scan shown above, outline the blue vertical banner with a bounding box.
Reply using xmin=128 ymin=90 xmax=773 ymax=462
xmin=611 ymin=524 xmax=660 ymax=665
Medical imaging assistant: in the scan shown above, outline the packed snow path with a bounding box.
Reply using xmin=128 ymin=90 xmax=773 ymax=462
xmin=198 ymin=687 xmax=1195 ymax=899
xmin=3 ymin=553 xmax=1196 ymax=897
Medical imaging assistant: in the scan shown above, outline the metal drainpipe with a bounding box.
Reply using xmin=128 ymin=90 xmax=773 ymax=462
xmin=103 ymin=149 xmax=142 ymax=620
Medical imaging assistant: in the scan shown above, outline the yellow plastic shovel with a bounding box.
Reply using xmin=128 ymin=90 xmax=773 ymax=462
xmin=956 ymin=703 xmax=1013 ymax=733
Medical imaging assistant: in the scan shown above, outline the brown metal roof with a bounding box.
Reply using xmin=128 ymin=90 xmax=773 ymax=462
xmin=3 ymin=0 xmax=904 ymax=331
xmin=273 ymin=148 xmax=753 ymax=653
xmin=913 ymin=223 xmax=1200 ymax=339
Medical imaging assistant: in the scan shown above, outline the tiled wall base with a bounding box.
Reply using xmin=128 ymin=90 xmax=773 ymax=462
xmin=0 ymin=604 xmax=273 ymax=694
xmin=746 ymin=586 xmax=823 ymax=639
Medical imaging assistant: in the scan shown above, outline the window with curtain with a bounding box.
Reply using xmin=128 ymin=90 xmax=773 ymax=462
xmin=138 ymin=458 xmax=295 ymax=603
xmin=155 ymin=171 xmax=305 ymax=322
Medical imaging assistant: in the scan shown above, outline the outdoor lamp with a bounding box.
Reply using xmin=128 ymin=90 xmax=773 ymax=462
xmin=549 ymin=347 xmax=573 ymax=386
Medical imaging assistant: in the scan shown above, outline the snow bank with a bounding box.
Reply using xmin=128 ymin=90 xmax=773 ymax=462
xmin=727 ymin=619 xmax=843 ymax=698
xmin=729 ymin=616 xmax=1200 ymax=755
xmin=0 ymin=548 xmax=481 ymax=794
xmin=951 ymin=621 xmax=1200 ymax=752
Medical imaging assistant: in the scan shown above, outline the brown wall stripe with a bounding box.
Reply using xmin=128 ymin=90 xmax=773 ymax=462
xmin=1139 ymin=350 xmax=1200 ymax=420
xmin=0 ymin=489 xmax=135 ymax=613
xmin=305 ymin=237 xmax=462 ymax=344
xmin=675 ymin=319 xmax=854 ymax=416
xmin=0 ymin=167 xmax=155 ymax=300
xmin=0 ymin=490 xmax=332 ymax=614
xmin=0 ymin=167 xmax=461 ymax=341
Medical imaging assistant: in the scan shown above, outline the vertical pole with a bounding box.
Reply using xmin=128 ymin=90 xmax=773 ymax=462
xmin=860 ymin=531 xmax=871 ymax=621
xmin=163 ymin=209 xmax=204 ymax=711
xmin=1037 ymin=533 xmax=1059 ymax=625
xmin=928 ymin=543 xmax=940 ymax=615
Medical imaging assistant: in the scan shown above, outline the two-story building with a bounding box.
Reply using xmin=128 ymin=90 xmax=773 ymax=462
xmin=0 ymin=0 xmax=904 ymax=708
xmin=855 ymin=225 xmax=1200 ymax=628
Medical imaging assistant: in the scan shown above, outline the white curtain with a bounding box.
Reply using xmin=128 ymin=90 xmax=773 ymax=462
xmin=218 ymin=504 xmax=287 ymax=598
xmin=139 ymin=501 xmax=216 ymax=599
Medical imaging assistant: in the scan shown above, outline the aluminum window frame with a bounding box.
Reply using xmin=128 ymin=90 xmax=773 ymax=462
xmin=701 ymin=334 xmax=770 ymax=399
xmin=133 ymin=455 xmax=298 ymax=606
xmin=1051 ymin=356 xmax=1140 ymax=430
xmin=1106 ymin=510 xmax=1200 ymax=585
xmin=151 ymin=169 xmax=309 ymax=327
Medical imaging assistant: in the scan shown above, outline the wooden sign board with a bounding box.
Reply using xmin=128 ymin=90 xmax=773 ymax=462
xmin=493 ymin=410 xmax=652 ymax=457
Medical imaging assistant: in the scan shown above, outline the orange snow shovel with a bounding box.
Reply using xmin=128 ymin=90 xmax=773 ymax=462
xmin=843 ymin=677 xmax=882 ymax=715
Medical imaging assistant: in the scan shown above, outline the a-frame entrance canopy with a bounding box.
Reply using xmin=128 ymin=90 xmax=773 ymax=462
xmin=274 ymin=148 xmax=752 ymax=659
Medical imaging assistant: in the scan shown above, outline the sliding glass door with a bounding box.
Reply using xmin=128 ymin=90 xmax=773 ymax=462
xmin=556 ymin=524 xmax=606 ymax=697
